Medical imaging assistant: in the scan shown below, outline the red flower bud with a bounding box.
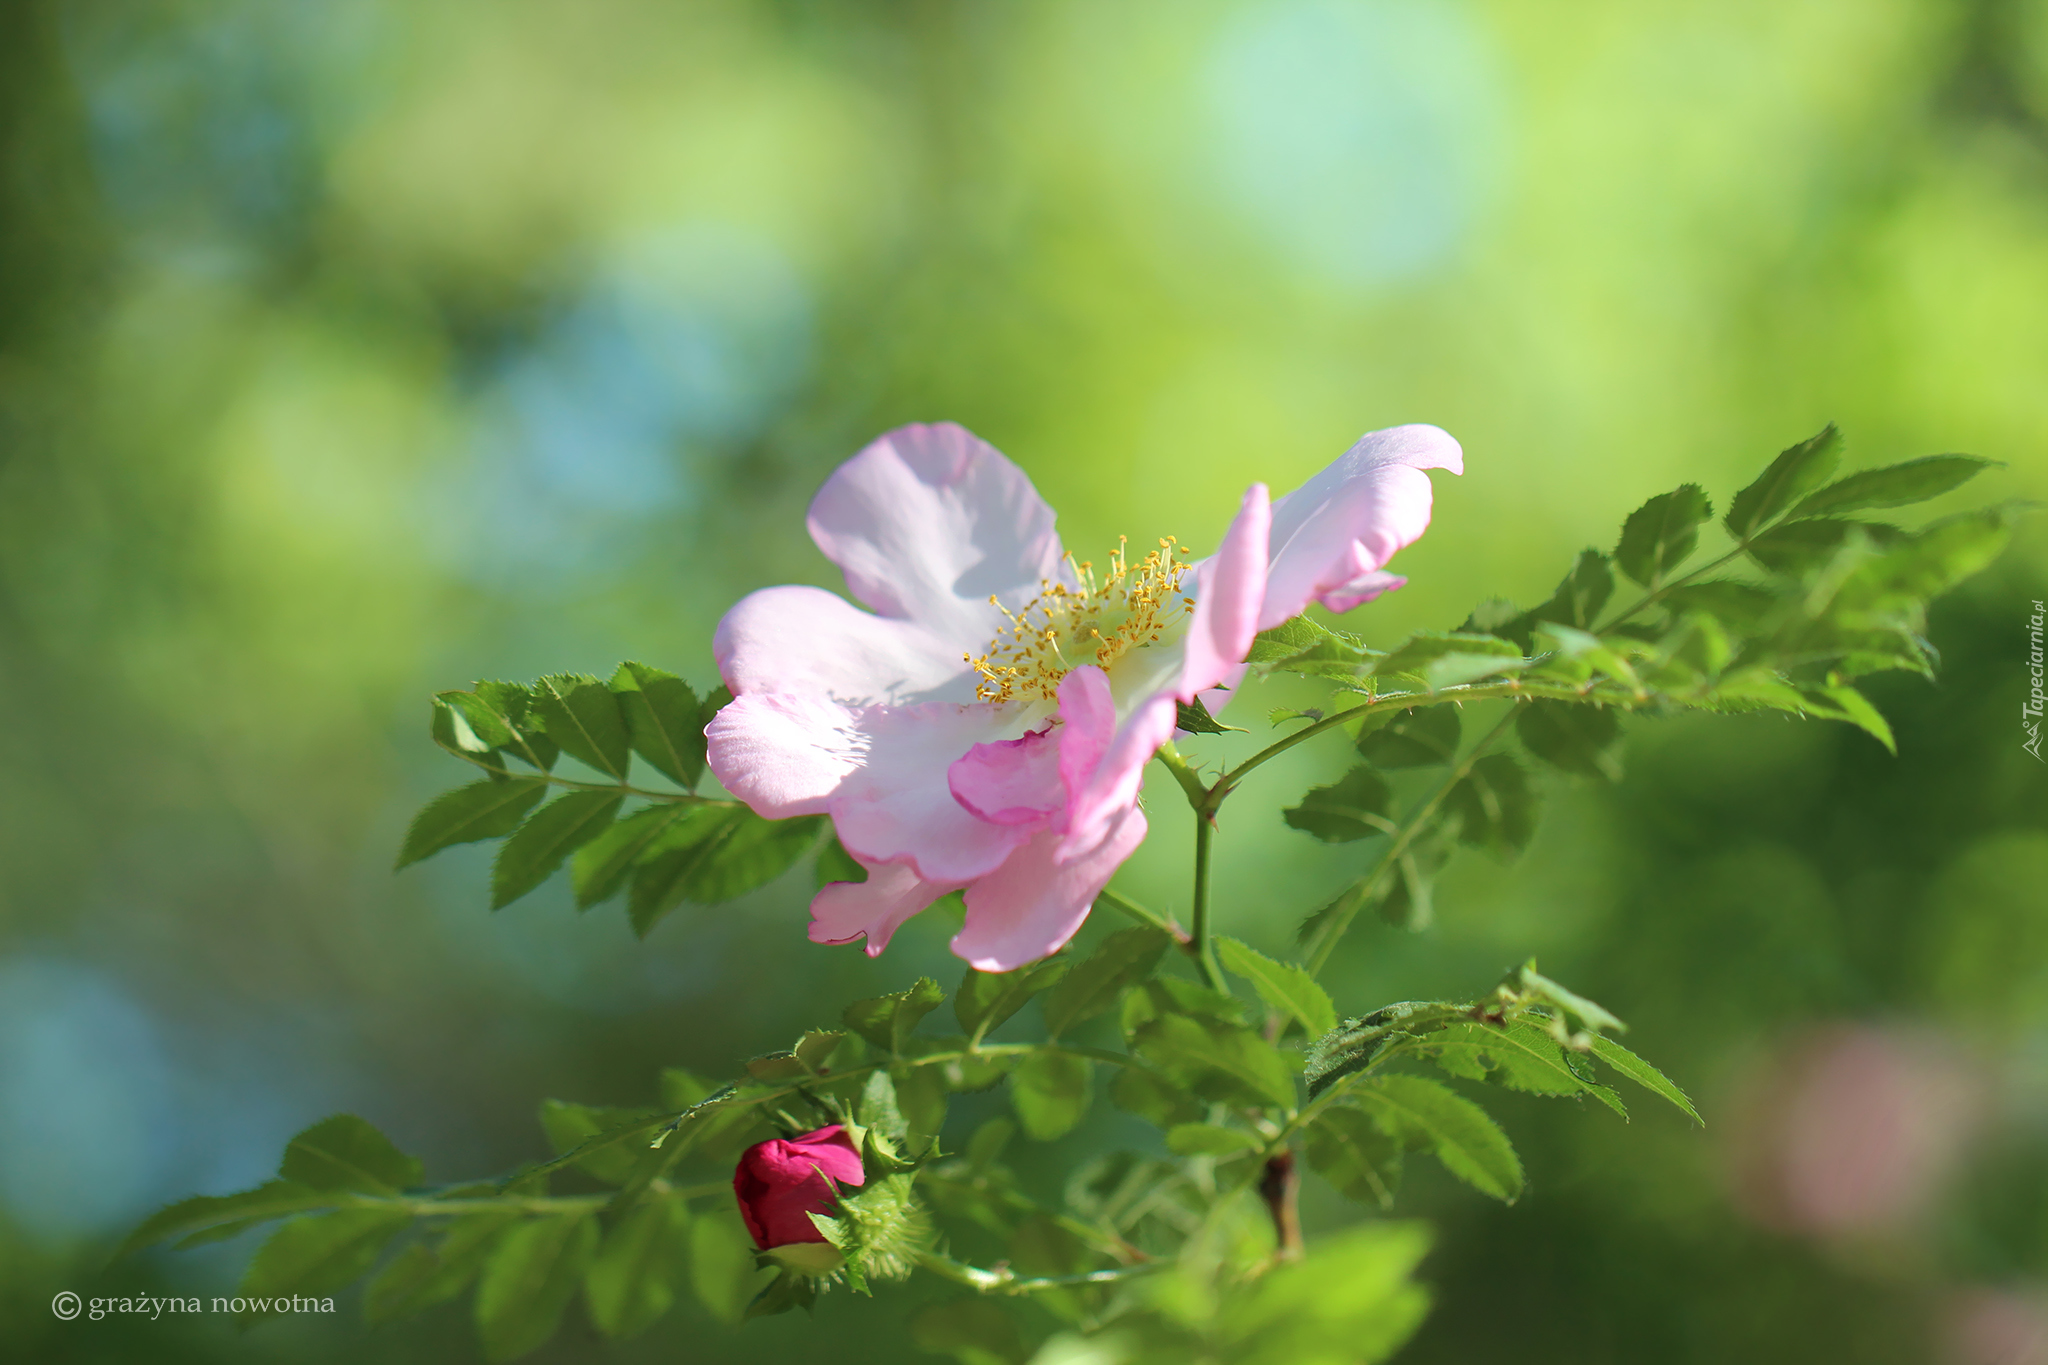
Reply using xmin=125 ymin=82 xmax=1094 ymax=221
xmin=733 ymin=1124 xmax=866 ymax=1249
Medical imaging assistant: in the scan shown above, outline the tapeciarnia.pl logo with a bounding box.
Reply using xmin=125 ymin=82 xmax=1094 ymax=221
xmin=2026 ymin=598 xmax=2044 ymax=762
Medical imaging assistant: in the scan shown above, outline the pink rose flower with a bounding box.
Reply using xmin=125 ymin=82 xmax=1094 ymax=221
xmin=733 ymin=1124 xmax=867 ymax=1250
xmin=707 ymin=421 xmax=1461 ymax=970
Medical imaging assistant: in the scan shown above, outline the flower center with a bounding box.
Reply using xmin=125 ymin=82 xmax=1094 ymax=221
xmin=967 ymin=537 xmax=1194 ymax=703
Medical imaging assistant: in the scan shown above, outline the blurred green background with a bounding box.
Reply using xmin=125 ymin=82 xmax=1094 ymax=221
xmin=2 ymin=0 xmax=2045 ymax=1361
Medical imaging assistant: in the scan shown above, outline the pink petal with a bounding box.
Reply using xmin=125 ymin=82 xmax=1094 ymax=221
xmin=1054 ymin=667 xmax=1117 ymax=801
xmin=948 ymin=725 xmax=1063 ymax=827
xmin=1179 ymin=483 xmax=1271 ymax=697
xmin=706 ymin=692 xmax=864 ymax=819
xmin=715 ymin=585 xmax=983 ymax=707
xmin=809 ymin=860 xmax=961 ymax=957
xmin=829 ymin=703 xmax=1039 ymax=883
xmin=951 ymin=805 xmax=1149 ymax=971
xmin=808 ymin=423 xmax=1070 ymax=641
xmin=1322 ymin=569 xmax=1407 ymax=614
xmin=1258 ymin=424 xmax=1462 ymax=630
xmin=709 ymin=694 xmax=1036 ymax=881
xmin=785 ymin=1126 xmax=866 ymax=1187
xmin=1057 ymin=690 xmax=1179 ymax=865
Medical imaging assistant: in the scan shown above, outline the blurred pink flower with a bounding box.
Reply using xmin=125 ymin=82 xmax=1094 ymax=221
xmin=1944 ymin=1288 xmax=2048 ymax=1365
xmin=706 ymin=421 xmax=1460 ymax=969
xmin=1729 ymin=1023 xmax=1980 ymax=1238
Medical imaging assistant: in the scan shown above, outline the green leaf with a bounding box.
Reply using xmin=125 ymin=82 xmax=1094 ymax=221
xmin=1839 ymin=505 xmax=2021 ymax=607
xmin=1660 ymin=580 xmax=1778 ymax=633
xmin=1515 ymin=702 xmax=1623 ymax=780
xmin=474 ymin=1213 xmax=599 ymax=1362
xmin=1747 ymin=517 xmax=1904 ymax=574
xmin=396 ymin=779 xmax=548 ymax=870
xmin=1589 ymin=1035 xmax=1702 ymax=1124
xmin=280 ymin=1115 xmax=422 ymax=1195
xmin=1303 ymin=1107 xmax=1401 ymax=1207
xmin=1166 ymin=1122 xmax=1261 ymax=1158
xmin=1356 ymin=1074 xmax=1523 ymax=1202
xmin=610 ymin=662 xmax=707 ymax=788
xmin=1217 ymin=937 xmax=1337 ymax=1037
xmin=238 ymin=1208 xmax=413 ymax=1317
xmin=436 ymin=689 xmax=519 ymax=751
xmin=571 ymin=804 xmax=690 ymax=909
xmin=1130 ymin=1014 xmax=1295 ymax=1109
xmin=1121 ymin=976 xmax=1249 ymax=1032
xmin=1530 ymin=622 xmax=1644 ymax=693
xmin=1616 ymin=483 xmax=1713 ymax=587
xmin=491 ymin=790 xmax=624 ymax=909
xmin=119 ymin=1180 xmax=332 ymax=1256
xmin=531 ymin=674 xmax=632 ymax=780
xmin=586 ymin=1199 xmax=690 ymax=1339
xmin=473 ymin=681 xmax=560 ymax=770
xmin=1794 ymin=452 xmax=1997 ymax=518
xmin=1219 ymin=1221 xmax=1433 ymax=1365
xmin=1525 ymin=549 xmax=1615 ymax=632
xmin=1247 ymin=615 xmax=1341 ymax=664
xmin=1282 ymin=766 xmax=1393 ymax=844
xmin=627 ymin=808 xmax=825 ymax=935
xmin=815 ymin=837 xmax=867 ymax=887
xmin=844 ymin=977 xmax=946 ymax=1052
xmin=1371 ymin=631 xmax=1526 ymax=691
xmin=1443 ymin=753 xmax=1537 ymax=852
xmin=1042 ymin=926 xmax=1172 ymax=1038
xmin=1009 ymin=1050 xmax=1093 ymax=1141
xmin=1175 ymin=694 xmax=1244 ymax=734
xmin=1408 ymin=1021 xmax=1619 ymax=1113
xmin=1513 ymin=963 xmax=1626 ymax=1034
xmin=688 ymin=1212 xmax=765 ymax=1326
xmin=1303 ymin=1001 xmax=1472 ymax=1098
xmin=538 ymin=1100 xmax=658 ymax=1186
xmin=1356 ymin=705 xmax=1461 ymax=767
xmin=365 ymin=1215 xmax=515 ymax=1326
xmin=1110 ymin=1068 xmax=1202 ymax=1129
xmin=955 ymin=958 xmax=1069 ymax=1041
xmin=890 ymin=1065 xmax=948 ymax=1138
xmin=1725 ymin=424 xmax=1843 ymax=540
xmin=1803 ymin=683 xmax=1896 ymax=753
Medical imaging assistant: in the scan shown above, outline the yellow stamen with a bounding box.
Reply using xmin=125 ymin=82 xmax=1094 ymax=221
xmin=967 ymin=536 xmax=1191 ymax=703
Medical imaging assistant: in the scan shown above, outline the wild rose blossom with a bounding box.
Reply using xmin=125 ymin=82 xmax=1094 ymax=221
xmin=733 ymin=1124 xmax=867 ymax=1250
xmin=707 ymin=422 xmax=1462 ymax=971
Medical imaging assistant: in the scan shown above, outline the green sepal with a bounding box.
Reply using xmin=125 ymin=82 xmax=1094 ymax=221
xmin=1175 ymin=695 xmax=1244 ymax=733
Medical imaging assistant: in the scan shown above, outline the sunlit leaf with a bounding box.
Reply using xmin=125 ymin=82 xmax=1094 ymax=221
xmin=1355 ymin=1074 xmax=1523 ymax=1202
xmin=610 ymin=662 xmax=706 ymax=788
xmin=1725 ymin=424 xmax=1842 ymax=540
xmin=492 ymin=790 xmax=623 ymax=909
xmin=396 ymin=779 xmax=547 ymax=870
xmin=1217 ymin=937 xmax=1337 ymax=1037
xmin=1791 ymin=452 xmax=1994 ymax=519
xmin=1616 ymin=484 xmax=1712 ymax=587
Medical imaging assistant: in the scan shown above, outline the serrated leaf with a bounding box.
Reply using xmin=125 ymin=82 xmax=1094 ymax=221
xmin=1725 ymin=424 xmax=1843 ymax=540
xmin=1515 ymin=702 xmax=1623 ymax=780
xmin=365 ymin=1214 xmax=515 ymax=1326
xmin=1802 ymin=684 xmax=1896 ymax=753
xmin=1042 ymin=926 xmax=1171 ymax=1038
xmin=627 ymin=808 xmax=825 ymax=935
xmin=1747 ymin=518 xmax=1904 ymax=574
xmin=1009 ymin=1050 xmax=1093 ymax=1141
xmin=1355 ymin=705 xmax=1461 ymax=768
xmin=1356 ymin=1074 xmax=1523 ymax=1202
xmin=396 ymin=779 xmax=548 ymax=870
xmin=1616 ymin=484 xmax=1712 ymax=587
xmin=118 ymin=1180 xmax=331 ymax=1257
xmin=1792 ymin=452 xmax=1997 ymax=519
xmin=437 ymin=689 xmax=519 ymax=750
xmin=689 ymin=1213 xmax=764 ymax=1326
xmin=475 ymin=1213 xmax=599 ymax=1362
xmin=1589 ymin=1035 xmax=1702 ymax=1123
xmin=955 ymin=958 xmax=1069 ymax=1041
xmin=280 ymin=1115 xmax=422 ymax=1195
xmin=1247 ymin=615 xmax=1340 ymax=664
xmin=1217 ymin=937 xmax=1337 ymax=1037
xmin=586 ymin=1199 xmax=690 ymax=1339
xmin=1660 ymin=580 xmax=1777 ymax=633
xmin=1406 ymin=1022 xmax=1620 ymax=1116
xmin=571 ymin=804 xmax=690 ymax=908
xmin=1282 ymin=766 xmax=1393 ymax=844
xmin=1122 ymin=977 xmax=1249 ymax=1033
xmin=844 ymin=977 xmax=947 ymax=1052
xmin=1303 ymin=1107 xmax=1400 ymax=1207
xmin=492 ymin=790 xmax=624 ymax=909
xmin=1526 ymin=549 xmax=1615 ymax=632
xmin=1175 ymin=695 xmax=1243 ymax=734
xmin=532 ymin=674 xmax=632 ymax=780
xmin=1443 ymin=753 xmax=1537 ymax=852
xmin=238 ymin=1208 xmax=412 ymax=1317
xmin=538 ymin=1101 xmax=659 ymax=1186
xmin=610 ymin=662 xmax=706 ymax=788
xmin=1840 ymin=505 xmax=2022 ymax=607
xmin=1372 ymin=631 xmax=1525 ymax=690
xmin=1130 ymin=1014 xmax=1295 ymax=1109
xmin=890 ymin=1065 xmax=948 ymax=1138
xmin=1303 ymin=1000 xmax=1471 ymax=1098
